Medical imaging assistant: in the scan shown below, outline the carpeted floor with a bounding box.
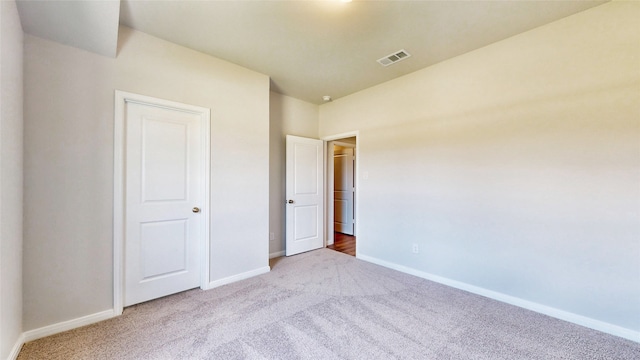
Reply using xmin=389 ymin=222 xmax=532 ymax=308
xmin=18 ymin=249 xmax=640 ymax=359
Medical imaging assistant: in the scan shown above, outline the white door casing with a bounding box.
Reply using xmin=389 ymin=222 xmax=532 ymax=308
xmin=334 ymin=147 xmax=355 ymax=235
xmin=114 ymin=91 xmax=210 ymax=312
xmin=285 ymin=135 xmax=324 ymax=256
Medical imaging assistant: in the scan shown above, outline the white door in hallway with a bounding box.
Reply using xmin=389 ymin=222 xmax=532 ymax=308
xmin=334 ymin=147 xmax=355 ymax=235
xmin=286 ymin=135 xmax=324 ymax=256
xmin=123 ymin=98 xmax=207 ymax=306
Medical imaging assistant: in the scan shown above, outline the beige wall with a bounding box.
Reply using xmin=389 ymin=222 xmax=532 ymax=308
xmin=0 ymin=0 xmax=24 ymax=358
xmin=269 ymin=92 xmax=319 ymax=256
xmin=23 ymin=26 xmax=270 ymax=331
xmin=13 ymin=0 xmax=640 ymax=344
xmin=320 ymin=1 xmax=640 ymax=335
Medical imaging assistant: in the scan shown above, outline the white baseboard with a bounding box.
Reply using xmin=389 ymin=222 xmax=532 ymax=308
xmin=7 ymin=333 xmax=26 ymax=360
xmin=269 ymin=250 xmax=285 ymax=259
xmin=206 ymin=266 xmax=270 ymax=290
xmin=21 ymin=309 xmax=117 ymax=344
xmin=358 ymin=254 xmax=640 ymax=343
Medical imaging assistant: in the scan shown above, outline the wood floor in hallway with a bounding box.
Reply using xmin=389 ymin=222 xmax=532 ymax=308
xmin=328 ymin=232 xmax=355 ymax=256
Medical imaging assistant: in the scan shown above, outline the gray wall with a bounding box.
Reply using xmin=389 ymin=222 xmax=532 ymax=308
xmin=23 ymin=26 xmax=270 ymax=331
xmin=269 ymin=92 xmax=319 ymax=257
xmin=0 ymin=0 xmax=24 ymax=358
xmin=320 ymin=1 xmax=640 ymax=334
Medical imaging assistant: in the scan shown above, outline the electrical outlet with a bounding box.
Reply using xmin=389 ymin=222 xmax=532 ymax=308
xmin=412 ymin=243 xmax=419 ymax=254
xmin=269 ymin=232 xmax=275 ymax=241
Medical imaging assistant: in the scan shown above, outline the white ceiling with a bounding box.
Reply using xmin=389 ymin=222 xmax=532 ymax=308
xmin=17 ymin=0 xmax=608 ymax=104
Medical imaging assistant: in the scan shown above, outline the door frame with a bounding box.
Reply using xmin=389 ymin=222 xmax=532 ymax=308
xmin=322 ymin=131 xmax=359 ymax=254
xmin=113 ymin=90 xmax=211 ymax=315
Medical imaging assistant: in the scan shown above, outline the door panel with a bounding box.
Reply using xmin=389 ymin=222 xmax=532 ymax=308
xmin=140 ymin=220 xmax=187 ymax=280
xmin=286 ymin=135 xmax=324 ymax=256
xmin=124 ymin=102 xmax=202 ymax=306
xmin=293 ymin=144 xmax=319 ymax=194
xmin=142 ymin=119 xmax=188 ymax=201
xmin=294 ymin=205 xmax=319 ymax=240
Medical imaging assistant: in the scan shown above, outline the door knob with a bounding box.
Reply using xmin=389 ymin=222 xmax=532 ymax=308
xmin=192 ymin=207 xmax=200 ymax=213
xmin=287 ymin=200 xmax=294 ymax=204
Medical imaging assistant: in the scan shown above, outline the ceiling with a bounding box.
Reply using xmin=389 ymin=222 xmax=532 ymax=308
xmin=17 ymin=0 xmax=608 ymax=104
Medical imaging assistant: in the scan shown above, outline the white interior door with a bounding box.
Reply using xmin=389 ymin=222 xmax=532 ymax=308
xmin=334 ymin=147 xmax=354 ymax=235
xmin=286 ymin=135 xmax=324 ymax=256
xmin=124 ymin=100 xmax=205 ymax=306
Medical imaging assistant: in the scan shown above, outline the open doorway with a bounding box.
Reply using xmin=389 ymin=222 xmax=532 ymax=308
xmin=327 ymin=137 xmax=356 ymax=256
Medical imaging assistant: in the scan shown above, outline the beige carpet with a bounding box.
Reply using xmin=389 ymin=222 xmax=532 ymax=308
xmin=18 ymin=249 xmax=640 ymax=359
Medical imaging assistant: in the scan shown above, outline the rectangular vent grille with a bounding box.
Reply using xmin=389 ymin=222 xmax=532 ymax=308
xmin=377 ymin=49 xmax=411 ymax=67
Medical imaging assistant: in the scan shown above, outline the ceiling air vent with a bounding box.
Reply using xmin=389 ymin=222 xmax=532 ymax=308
xmin=377 ymin=49 xmax=411 ymax=67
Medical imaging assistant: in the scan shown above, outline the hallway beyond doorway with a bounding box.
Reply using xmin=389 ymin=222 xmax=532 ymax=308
xmin=328 ymin=232 xmax=355 ymax=256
